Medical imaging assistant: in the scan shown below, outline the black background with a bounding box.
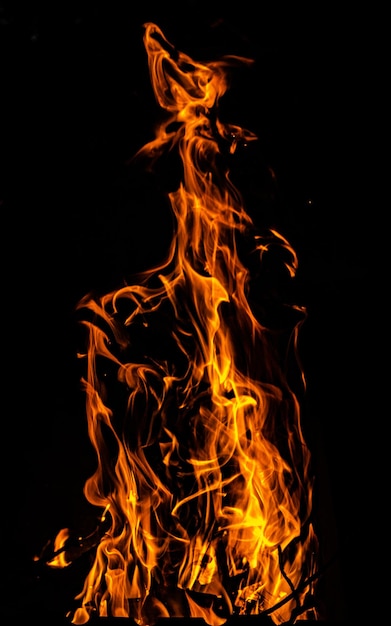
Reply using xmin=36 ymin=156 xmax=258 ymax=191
xmin=2 ymin=1 xmax=380 ymax=624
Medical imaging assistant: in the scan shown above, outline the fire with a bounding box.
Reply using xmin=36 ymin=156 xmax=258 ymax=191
xmin=42 ymin=22 xmax=320 ymax=625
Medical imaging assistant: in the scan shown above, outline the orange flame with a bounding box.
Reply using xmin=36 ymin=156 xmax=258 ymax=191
xmin=48 ymin=22 xmax=319 ymax=625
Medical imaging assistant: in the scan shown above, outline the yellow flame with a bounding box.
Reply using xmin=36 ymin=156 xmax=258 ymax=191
xmin=49 ymin=22 xmax=320 ymax=625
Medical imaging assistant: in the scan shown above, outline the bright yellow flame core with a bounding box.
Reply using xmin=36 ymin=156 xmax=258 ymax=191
xmin=65 ymin=22 xmax=318 ymax=626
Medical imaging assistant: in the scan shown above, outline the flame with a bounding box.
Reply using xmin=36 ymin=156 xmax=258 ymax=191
xmin=47 ymin=22 xmax=320 ymax=625
xmin=46 ymin=528 xmax=72 ymax=569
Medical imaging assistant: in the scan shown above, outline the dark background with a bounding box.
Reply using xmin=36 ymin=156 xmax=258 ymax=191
xmin=2 ymin=1 xmax=379 ymax=624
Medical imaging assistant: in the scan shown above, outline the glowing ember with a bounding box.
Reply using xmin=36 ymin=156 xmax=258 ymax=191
xmin=41 ymin=22 xmax=320 ymax=625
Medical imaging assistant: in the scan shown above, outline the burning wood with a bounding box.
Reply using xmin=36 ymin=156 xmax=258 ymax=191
xmin=40 ymin=22 xmax=320 ymax=625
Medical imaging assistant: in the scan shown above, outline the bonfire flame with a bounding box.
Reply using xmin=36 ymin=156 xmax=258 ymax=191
xmin=45 ymin=22 xmax=319 ymax=625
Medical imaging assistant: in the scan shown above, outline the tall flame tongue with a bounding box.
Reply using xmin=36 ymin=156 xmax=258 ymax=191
xmin=50 ymin=22 xmax=319 ymax=626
